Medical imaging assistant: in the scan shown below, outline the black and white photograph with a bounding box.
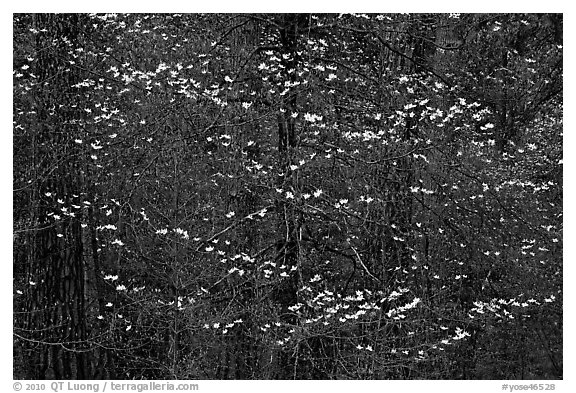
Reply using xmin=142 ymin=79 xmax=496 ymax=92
xmin=12 ymin=9 xmax=563 ymax=383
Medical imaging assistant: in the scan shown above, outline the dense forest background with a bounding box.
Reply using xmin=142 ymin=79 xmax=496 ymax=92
xmin=13 ymin=13 xmax=562 ymax=380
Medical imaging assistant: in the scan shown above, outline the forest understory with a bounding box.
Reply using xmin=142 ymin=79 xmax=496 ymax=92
xmin=13 ymin=13 xmax=562 ymax=380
